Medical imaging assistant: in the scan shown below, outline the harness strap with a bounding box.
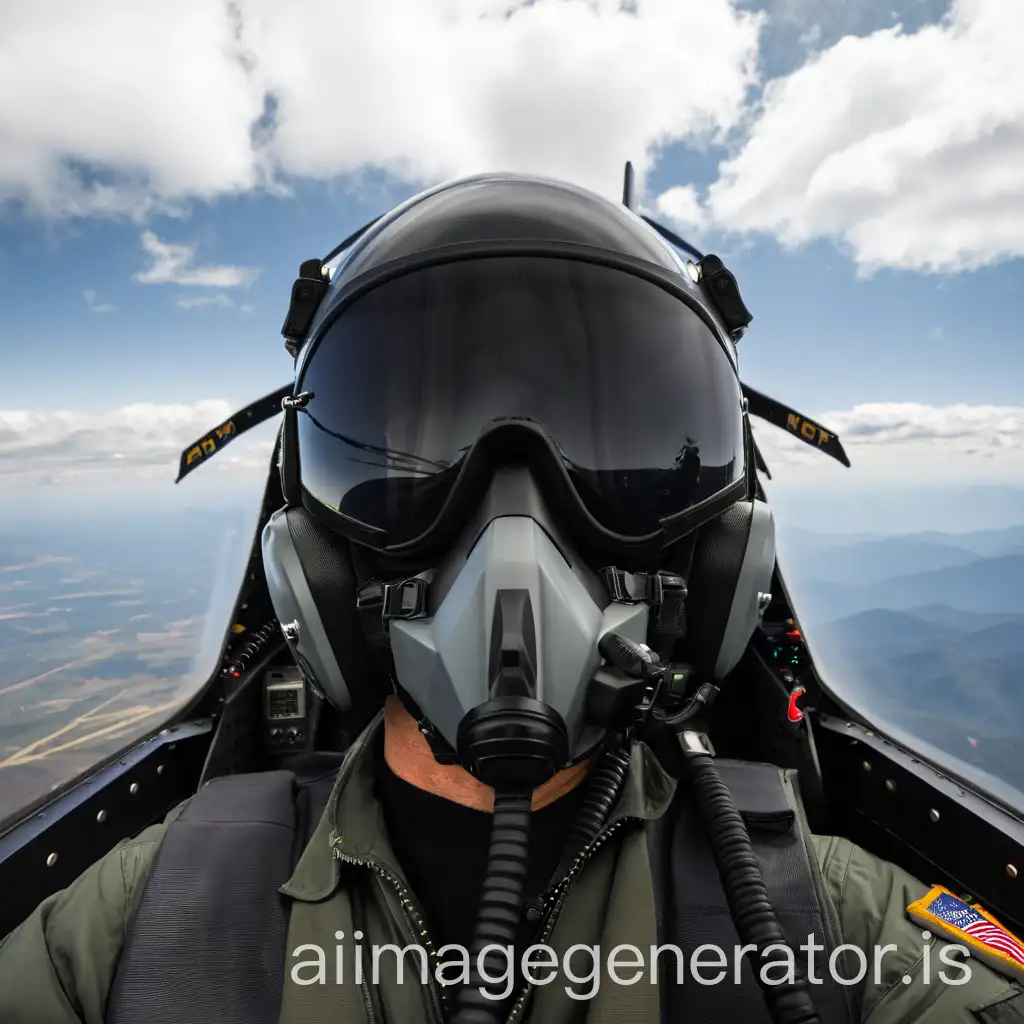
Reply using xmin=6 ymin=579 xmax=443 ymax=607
xmin=647 ymin=759 xmax=856 ymax=1024
xmin=109 ymin=758 xmax=853 ymax=1024
xmin=106 ymin=771 xmax=299 ymax=1024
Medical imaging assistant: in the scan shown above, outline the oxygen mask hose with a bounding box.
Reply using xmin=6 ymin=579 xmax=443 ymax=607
xmin=452 ymin=696 xmax=569 ymax=1024
xmin=681 ymin=732 xmax=820 ymax=1024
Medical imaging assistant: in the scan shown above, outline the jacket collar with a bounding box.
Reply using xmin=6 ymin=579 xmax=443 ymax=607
xmin=280 ymin=713 xmax=677 ymax=903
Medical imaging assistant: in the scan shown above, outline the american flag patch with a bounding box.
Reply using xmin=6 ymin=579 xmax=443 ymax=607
xmin=907 ymin=885 xmax=1024 ymax=982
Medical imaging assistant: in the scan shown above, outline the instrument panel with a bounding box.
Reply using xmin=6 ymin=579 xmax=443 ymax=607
xmin=262 ymin=667 xmax=313 ymax=753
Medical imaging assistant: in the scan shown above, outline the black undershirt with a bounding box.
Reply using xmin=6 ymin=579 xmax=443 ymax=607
xmin=377 ymin=764 xmax=588 ymax=956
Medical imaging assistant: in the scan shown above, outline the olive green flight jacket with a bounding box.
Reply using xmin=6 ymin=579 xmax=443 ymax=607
xmin=1 ymin=715 xmax=1021 ymax=1023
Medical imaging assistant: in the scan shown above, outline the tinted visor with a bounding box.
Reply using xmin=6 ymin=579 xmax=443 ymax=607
xmin=296 ymin=257 xmax=744 ymax=546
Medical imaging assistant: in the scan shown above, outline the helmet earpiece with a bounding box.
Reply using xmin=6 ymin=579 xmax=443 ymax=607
xmin=262 ymin=506 xmax=389 ymax=720
xmin=685 ymin=499 xmax=775 ymax=681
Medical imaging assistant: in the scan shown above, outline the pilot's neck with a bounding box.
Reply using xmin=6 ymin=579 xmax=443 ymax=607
xmin=382 ymin=694 xmax=591 ymax=812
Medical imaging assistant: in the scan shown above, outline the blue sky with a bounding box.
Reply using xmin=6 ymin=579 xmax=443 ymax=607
xmin=0 ymin=0 xmax=1021 ymax=529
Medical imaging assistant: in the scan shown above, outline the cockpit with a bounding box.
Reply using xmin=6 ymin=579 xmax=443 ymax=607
xmin=2 ymin=193 xmax=1022 ymax=1021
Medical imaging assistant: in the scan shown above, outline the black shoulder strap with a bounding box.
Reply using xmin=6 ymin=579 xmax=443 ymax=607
xmin=106 ymin=771 xmax=300 ymax=1024
xmin=648 ymin=758 xmax=857 ymax=1024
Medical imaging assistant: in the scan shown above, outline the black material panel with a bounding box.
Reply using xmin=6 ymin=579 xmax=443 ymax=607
xmin=686 ymin=501 xmax=752 ymax=679
xmin=717 ymin=759 xmax=795 ymax=820
xmin=975 ymin=991 xmax=1024 ymax=1024
xmin=649 ymin=761 xmax=854 ymax=1024
xmin=815 ymin=714 xmax=1024 ymax=937
xmin=0 ymin=720 xmax=210 ymax=937
xmin=106 ymin=771 xmax=298 ymax=1024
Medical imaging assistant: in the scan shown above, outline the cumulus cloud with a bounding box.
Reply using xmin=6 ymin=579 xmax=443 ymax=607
xmin=0 ymin=400 xmax=274 ymax=485
xmin=134 ymin=232 xmax=259 ymax=288
xmin=2 ymin=398 xmax=1022 ymax=491
xmin=0 ymin=0 xmax=762 ymax=217
xmin=176 ymin=293 xmax=237 ymax=311
xmin=654 ymin=184 xmax=708 ymax=232
xmin=5 ymin=1 xmax=1017 ymax=277
xmin=753 ymin=400 xmax=1024 ymax=482
xmin=83 ymin=289 xmax=114 ymax=313
xmin=665 ymin=0 xmax=1024 ymax=273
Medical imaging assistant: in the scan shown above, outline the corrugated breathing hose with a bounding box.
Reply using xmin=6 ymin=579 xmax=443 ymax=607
xmin=450 ymin=789 xmax=533 ymax=1024
xmin=682 ymin=740 xmax=821 ymax=1024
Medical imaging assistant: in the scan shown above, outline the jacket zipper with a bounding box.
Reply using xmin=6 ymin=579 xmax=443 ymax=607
xmin=333 ymin=846 xmax=447 ymax=1024
xmin=505 ymin=816 xmax=638 ymax=1024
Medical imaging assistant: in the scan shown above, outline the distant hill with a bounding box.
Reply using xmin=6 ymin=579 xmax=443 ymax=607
xmin=963 ymin=621 xmax=1024 ymax=658
xmin=781 ymin=528 xmax=882 ymax=556
xmin=911 ymin=525 xmax=1024 ymax=559
xmin=901 ymin=604 xmax=1024 ymax=631
xmin=795 ymin=555 xmax=1024 ymax=618
xmin=780 ymin=524 xmax=1024 ymax=795
xmin=783 ymin=537 xmax=981 ymax=585
xmin=781 ymin=522 xmax=1024 ymax=567
xmin=815 ymin=608 xmax=949 ymax=655
xmin=807 ymin=601 xmax=1024 ymax=794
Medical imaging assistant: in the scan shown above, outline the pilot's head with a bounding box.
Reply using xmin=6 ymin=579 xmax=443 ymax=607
xmin=261 ymin=172 xmax=775 ymax=786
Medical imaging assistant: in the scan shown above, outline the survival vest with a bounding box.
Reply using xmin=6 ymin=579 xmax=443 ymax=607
xmin=105 ymin=758 xmax=856 ymax=1024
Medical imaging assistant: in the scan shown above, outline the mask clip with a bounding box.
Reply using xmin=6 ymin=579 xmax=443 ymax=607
xmin=602 ymin=567 xmax=689 ymax=645
xmin=602 ymin=568 xmax=687 ymax=606
xmin=356 ymin=577 xmax=430 ymax=634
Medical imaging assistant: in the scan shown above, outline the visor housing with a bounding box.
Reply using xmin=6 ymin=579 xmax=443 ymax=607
xmin=295 ymin=256 xmax=746 ymax=557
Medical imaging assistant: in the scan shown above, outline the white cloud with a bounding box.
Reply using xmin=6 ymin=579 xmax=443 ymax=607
xmin=671 ymin=0 xmax=1024 ymax=273
xmin=3 ymin=398 xmax=1022 ymax=493
xmin=0 ymin=0 xmax=762 ymax=217
xmin=654 ymin=184 xmax=708 ymax=232
xmin=5 ymin=1 xmax=1021 ymax=279
xmin=754 ymin=400 xmax=1024 ymax=483
xmin=176 ymin=293 xmax=237 ymax=310
xmin=0 ymin=400 xmax=273 ymax=485
xmin=134 ymin=232 xmax=259 ymax=288
xmin=83 ymin=288 xmax=114 ymax=313
xmin=0 ymin=2 xmax=267 ymax=219
xmin=798 ymin=24 xmax=822 ymax=47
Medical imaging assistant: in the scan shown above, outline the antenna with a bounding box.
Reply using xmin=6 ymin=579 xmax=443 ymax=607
xmin=622 ymin=161 xmax=636 ymax=210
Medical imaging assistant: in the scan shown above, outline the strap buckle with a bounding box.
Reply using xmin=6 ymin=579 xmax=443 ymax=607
xmin=356 ymin=577 xmax=429 ymax=633
xmin=382 ymin=577 xmax=429 ymax=621
xmin=601 ymin=567 xmax=688 ymax=606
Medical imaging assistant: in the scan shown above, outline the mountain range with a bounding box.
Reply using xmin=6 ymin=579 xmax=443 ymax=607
xmin=779 ymin=523 xmax=1024 ymax=800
